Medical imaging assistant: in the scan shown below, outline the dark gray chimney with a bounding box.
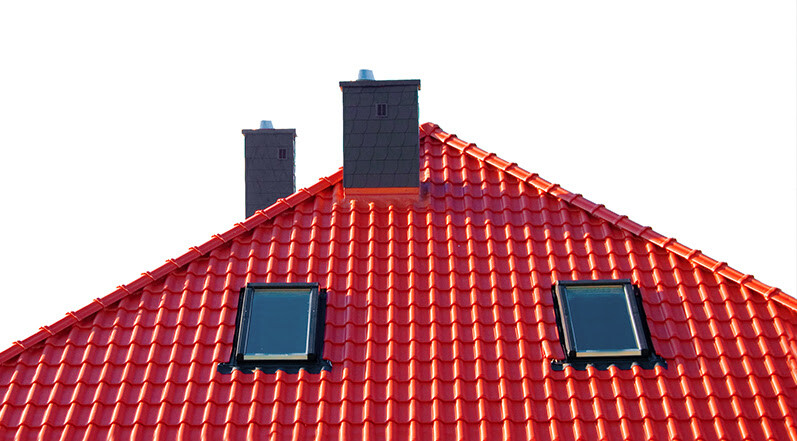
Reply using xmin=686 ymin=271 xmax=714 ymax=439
xmin=242 ymin=121 xmax=296 ymax=217
xmin=340 ymin=71 xmax=421 ymax=195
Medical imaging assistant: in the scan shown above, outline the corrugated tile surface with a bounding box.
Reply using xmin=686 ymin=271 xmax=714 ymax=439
xmin=1 ymin=123 xmax=796 ymax=440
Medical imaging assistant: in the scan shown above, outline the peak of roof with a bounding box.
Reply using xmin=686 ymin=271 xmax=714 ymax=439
xmin=1 ymin=123 xmax=792 ymax=365
xmin=422 ymin=122 xmax=793 ymax=310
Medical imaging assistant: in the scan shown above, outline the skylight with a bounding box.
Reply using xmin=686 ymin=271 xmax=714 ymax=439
xmin=218 ymin=282 xmax=330 ymax=374
xmin=551 ymin=279 xmax=664 ymax=370
xmin=238 ymin=288 xmax=316 ymax=360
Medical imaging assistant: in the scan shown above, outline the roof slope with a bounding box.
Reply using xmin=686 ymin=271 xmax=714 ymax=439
xmin=1 ymin=124 xmax=796 ymax=440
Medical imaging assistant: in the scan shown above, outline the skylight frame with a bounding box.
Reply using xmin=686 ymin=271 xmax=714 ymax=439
xmin=236 ymin=284 xmax=319 ymax=361
xmin=218 ymin=282 xmax=331 ymax=374
xmin=551 ymin=279 xmax=660 ymax=368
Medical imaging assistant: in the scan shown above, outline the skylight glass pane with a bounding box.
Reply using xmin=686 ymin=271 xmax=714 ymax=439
xmin=243 ymin=290 xmax=312 ymax=359
xmin=564 ymin=285 xmax=640 ymax=355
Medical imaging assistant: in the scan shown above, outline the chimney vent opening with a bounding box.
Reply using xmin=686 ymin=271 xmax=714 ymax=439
xmin=279 ymin=148 xmax=287 ymax=160
xmin=376 ymin=103 xmax=387 ymax=118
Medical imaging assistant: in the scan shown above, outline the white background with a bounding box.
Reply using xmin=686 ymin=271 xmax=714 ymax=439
xmin=0 ymin=2 xmax=794 ymax=346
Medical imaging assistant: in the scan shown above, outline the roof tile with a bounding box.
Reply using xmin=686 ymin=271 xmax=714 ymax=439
xmin=0 ymin=124 xmax=795 ymax=439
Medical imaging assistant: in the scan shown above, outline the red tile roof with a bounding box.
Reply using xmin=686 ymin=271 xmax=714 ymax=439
xmin=1 ymin=123 xmax=796 ymax=440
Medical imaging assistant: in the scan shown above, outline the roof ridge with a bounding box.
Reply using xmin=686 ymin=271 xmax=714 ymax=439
xmin=0 ymin=168 xmax=344 ymax=364
xmin=420 ymin=122 xmax=797 ymax=312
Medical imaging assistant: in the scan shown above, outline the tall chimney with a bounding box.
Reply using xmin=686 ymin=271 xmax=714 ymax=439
xmin=340 ymin=70 xmax=421 ymax=196
xmin=242 ymin=121 xmax=296 ymax=217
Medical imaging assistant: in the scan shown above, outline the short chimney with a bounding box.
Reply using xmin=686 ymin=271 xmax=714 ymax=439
xmin=242 ymin=121 xmax=296 ymax=217
xmin=340 ymin=70 xmax=421 ymax=196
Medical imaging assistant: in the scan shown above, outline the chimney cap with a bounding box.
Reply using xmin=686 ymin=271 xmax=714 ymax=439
xmin=340 ymin=79 xmax=421 ymax=89
xmin=259 ymin=120 xmax=274 ymax=129
xmin=242 ymin=128 xmax=297 ymax=136
xmin=357 ymin=69 xmax=375 ymax=81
